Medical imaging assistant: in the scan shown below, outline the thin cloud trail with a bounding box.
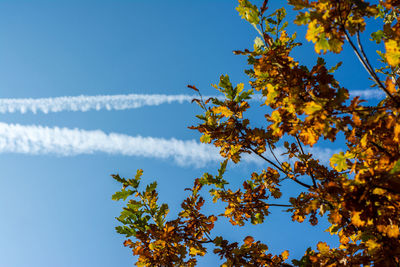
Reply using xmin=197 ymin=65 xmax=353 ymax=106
xmin=0 ymin=122 xmax=339 ymax=167
xmin=0 ymin=94 xmax=199 ymax=114
xmin=0 ymin=89 xmax=384 ymax=114
xmin=0 ymin=122 xmax=222 ymax=167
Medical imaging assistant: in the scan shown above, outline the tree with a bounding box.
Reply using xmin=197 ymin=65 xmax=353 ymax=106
xmin=111 ymin=0 xmax=400 ymax=266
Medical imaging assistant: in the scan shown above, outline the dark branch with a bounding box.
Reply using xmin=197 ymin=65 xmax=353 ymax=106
xmin=343 ymin=29 xmax=400 ymax=106
xmin=295 ymin=134 xmax=317 ymax=188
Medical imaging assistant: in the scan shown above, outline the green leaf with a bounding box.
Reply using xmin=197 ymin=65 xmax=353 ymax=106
xmin=135 ymin=169 xmax=143 ymax=181
xmin=200 ymin=134 xmax=211 ymax=143
xmin=112 ymin=189 xmax=135 ymax=201
xmin=328 ymin=61 xmax=342 ymax=73
xmin=390 ymin=159 xmax=400 ymax=174
xmin=146 ymin=182 xmax=157 ymax=193
xmin=218 ymin=74 xmax=232 ymax=90
xmin=371 ymin=30 xmax=384 ymax=44
xmin=218 ymin=75 xmax=236 ymax=100
xmin=294 ymin=12 xmax=310 ymax=25
xmin=330 ymin=152 xmax=348 ymax=172
xmin=217 ymin=159 xmax=228 ymax=180
xmin=236 ymin=0 xmax=260 ymax=25
xmin=315 ymin=35 xmax=329 ymax=54
xmin=111 ymin=174 xmax=127 ymax=184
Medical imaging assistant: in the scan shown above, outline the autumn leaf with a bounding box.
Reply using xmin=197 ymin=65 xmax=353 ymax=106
xmin=387 ymin=225 xmax=399 ymax=238
xmin=113 ymin=1 xmax=400 ymax=266
xmin=212 ymin=106 xmax=234 ymax=118
xmin=317 ymin=242 xmax=330 ymax=255
xmin=351 ymin=211 xmax=366 ymax=227
xmin=385 ymin=39 xmax=400 ymax=67
xmin=330 ymin=152 xmax=348 ymax=172
xmin=304 ymin=101 xmax=323 ymax=115
xmin=244 ymin=236 xmax=255 ymax=246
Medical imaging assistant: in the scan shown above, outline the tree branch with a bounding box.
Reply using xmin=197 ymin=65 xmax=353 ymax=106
xmin=265 ymin=203 xmax=293 ymax=207
xmin=295 ymin=134 xmax=317 ymax=188
xmin=343 ymin=29 xmax=400 ymax=106
xmin=248 ymin=146 xmax=312 ymax=189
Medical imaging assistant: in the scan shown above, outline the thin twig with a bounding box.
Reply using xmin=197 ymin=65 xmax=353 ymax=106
xmin=248 ymin=146 xmax=312 ymax=189
xmin=356 ymin=31 xmax=375 ymax=74
xmin=343 ymin=29 xmax=400 ymax=106
xmin=248 ymin=146 xmax=286 ymax=173
xmin=265 ymin=203 xmax=293 ymax=207
xmin=268 ymin=143 xmax=283 ymax=166
xmin=295 ymin=134 xmax=317 ymax=188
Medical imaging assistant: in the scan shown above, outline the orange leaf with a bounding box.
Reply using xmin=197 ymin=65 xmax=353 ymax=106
xmin=351 ymin=211 xmax=366 ymax=227
xmin=317 ymin=242 xmax=330 ymax=255
xmin=386 ymin=77 xmax=397 ymax=94
xmin=387 ymin=225 xmax=399 ymax=238
xmin=244 ymin=236 xmax=255 ymax=246
xmin=281 ymin=250 xmax=289 ymax=260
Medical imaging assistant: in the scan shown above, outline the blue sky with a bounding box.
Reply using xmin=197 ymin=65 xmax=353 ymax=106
xmin=0 ymin=1 xmax=385 ymax=266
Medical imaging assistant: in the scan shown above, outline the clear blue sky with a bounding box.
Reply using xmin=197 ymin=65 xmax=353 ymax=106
xmin=0 ymin=1 xmax=382 ymax=266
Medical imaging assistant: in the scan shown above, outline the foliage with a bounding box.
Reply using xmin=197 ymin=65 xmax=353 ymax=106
xmin=112 ymin=0 xmax=400 ymax=266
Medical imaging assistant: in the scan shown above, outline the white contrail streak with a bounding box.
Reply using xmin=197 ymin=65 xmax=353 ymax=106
xmin=0 ymin=94 xmax=198 ymax=114
xmin=0 ymin=90 xmax=384 ymax=114
xmin=0 ymin=122 xmax=223 ymax=167
xmin=0 ymin=122 xmax=339 ymax=167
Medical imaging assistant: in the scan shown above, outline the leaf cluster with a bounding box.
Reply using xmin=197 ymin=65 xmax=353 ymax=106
xmin=113 ymin=0 xmax=400 ymax=266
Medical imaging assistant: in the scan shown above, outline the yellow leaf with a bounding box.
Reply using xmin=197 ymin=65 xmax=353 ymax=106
xmin=385 ymin=39 xmax=400 ymax=67
xmin=351 ymin=211 xmax=365 ymax=227
xmin=304 ymin=101 xmax=323 ymax=115
xmin=189 ymin=247 xmax=205 ymax=256
xmin=339 ymin=234 xmax=349 ymax=244
xmin=299 ymin=128 xmax=319 ymax=146
xmin=387 ymin=225 xmax=399 ymax=238
xmin=225 ymin=207 xmax=234 ymax=215
xmin=200 ymin=134 xmax=211 ymax=143
xmin=306 ymin=20 xmax=323 ymax=43
xmin=266 ymin=84 xmax=278 ymax=105
xmin=394 ymin=124 xmax=400 ymax=142
xmin=360 ymin=134 xmax=368 ymax=147
xmin=372 ymin=188 xmax=386 ymax=195
xmin=366 ymin=239 xmax=380 ymax=253
xmin=236 ymin=83 xmax=244 ymax=94
xmin=330 ymin=152 xmax=348 ymax=172
xmin=281 ymin=250 xmax=289 ymax=260
xmin=213 ymin=106 xmax=234 ymax=117
xmin=270 ymin=110 xmax=281 ymax=122
xmin=317 ymin=242 xmax=330 ymax=255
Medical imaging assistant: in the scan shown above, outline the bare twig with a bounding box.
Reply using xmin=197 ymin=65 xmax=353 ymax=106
xmin=248 ymin=146 xmax=312 ymax=189
xmin=343 ymin=29 xmax=400 ymax=106
xmin=295 ymin=134 xmax=317 ymax=188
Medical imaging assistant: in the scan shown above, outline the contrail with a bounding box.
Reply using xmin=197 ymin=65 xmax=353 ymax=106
xmin=0 ymin=122 xmax=223 ymax=167
xmin=0 ymin=89 xmax=384 ymax=114
xmin=0 ymin=94 xmax=199 ymax=114
xmin=0 ymin=122 xmax=339 ymax=167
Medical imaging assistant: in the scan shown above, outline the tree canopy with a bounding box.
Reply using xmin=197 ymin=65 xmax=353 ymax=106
xmin=112 ymin=0 xmax=400 ymax=266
